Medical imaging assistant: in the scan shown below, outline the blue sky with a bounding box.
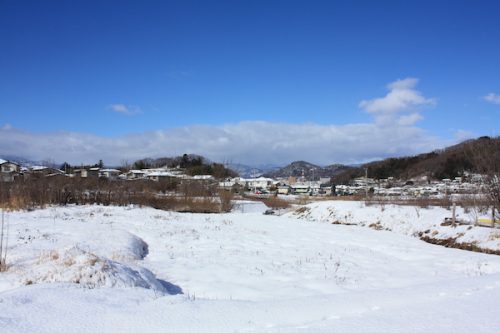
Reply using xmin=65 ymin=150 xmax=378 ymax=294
xmin=0 ymin=0 xmax=499 ymax=166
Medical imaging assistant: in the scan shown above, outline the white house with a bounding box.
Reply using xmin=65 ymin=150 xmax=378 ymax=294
xmin=291 ymin=184 xmax=310 ymax=194
xmin=0 ymin=159 xmax=20 ymax=182
xmin=242 ymin=177 xmax=274 ymax=190
xmin=146 ymin=171 xmax=178 ymax=182
xmin=126 ymin=170 xmax=146 ymax=180
xmin=277 ymin=185 xmax=291 ymax=195
xmin=99 ymin=169 xmax=121 ymax=180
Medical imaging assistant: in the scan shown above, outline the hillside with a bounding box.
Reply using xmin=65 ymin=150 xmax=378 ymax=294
xmin=263 ymin=160 xmax=351 ymax=180
xmin=132 ymin=154 xmax=237 ymax=179
xmin=332 ymin=136 xmax=500 ymax=184
xmin=227 ymin=163 xmax=281 ymax=178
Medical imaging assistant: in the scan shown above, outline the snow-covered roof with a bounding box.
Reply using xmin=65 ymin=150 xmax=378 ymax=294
xmin=146 ymin=171 xmax=176 ymax=177
xmin=192 ymin=175 xmax=213 ymax=180
xmin=128 ymin=170 xmax=146 ymax=174
xmin=142 ymin=168 xmax=166 ymax=174
xmin=0 ymin=159 xmax=20 ymax=166
xmin=291 ymin=184 xmax=310 ymax=189
xmin=241 ymin=177 xmax=274 ymax=182
xmin=100 ymin=169 xmax=121 ymax=173
xmin=31 ymin=166 xmax=48 ymax=171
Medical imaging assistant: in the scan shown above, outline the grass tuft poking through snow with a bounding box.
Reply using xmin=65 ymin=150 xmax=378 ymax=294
xmin=21 ymin=246 xmax=166 ymax=292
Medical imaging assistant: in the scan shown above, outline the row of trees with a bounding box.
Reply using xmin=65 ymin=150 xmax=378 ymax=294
xmin=0 ymin=176 xmax=233 ymax=213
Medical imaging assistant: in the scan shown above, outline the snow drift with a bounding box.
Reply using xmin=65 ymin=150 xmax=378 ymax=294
xmin=22 ymin=246 xmax=166 ymax=292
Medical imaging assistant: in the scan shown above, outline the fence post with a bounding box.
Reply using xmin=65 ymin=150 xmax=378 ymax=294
xmin=493 ymin=206 xmax=496 ymax=228
xmin=452 ymin=202 xmax=456 ymax=226
xmin=0 ymin=210 xmax=4 ymax=271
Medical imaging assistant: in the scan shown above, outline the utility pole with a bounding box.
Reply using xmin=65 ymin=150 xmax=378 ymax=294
xmin=364 ymin=167 xmax=368 ymax=198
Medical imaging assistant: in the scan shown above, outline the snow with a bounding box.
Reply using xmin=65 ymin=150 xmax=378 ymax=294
xmin=287 ymin=200 xmax=500 ymax=251
xmin=21 ymin=246 xmax=166 ymax=291
xmin=232 ymin=200 xmax=269 ymax=213
xmin=0 ymin=203 xmax=500 ymax=332
xmin=30 ymin=165 xmax=48 ymax=171
xmin=99 ymin=168 xmax=121 ymax=173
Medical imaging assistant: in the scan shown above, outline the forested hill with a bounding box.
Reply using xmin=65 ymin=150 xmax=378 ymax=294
xmin=331 ymin=136 xmax=500 ymax=184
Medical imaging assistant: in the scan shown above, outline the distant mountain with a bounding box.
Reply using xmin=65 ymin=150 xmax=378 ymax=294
xmin=331 ymin=136 xmax=500 ymax=184
xmin=263 ymin=161 xmax=351 ymax=180
xmin=0 ymin=155 xmax=45 ymax=167
xmin=227 ymin=163 xmax=281 ymax=178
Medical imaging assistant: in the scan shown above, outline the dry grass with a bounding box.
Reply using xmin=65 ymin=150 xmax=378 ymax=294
xmin=420 ymin=235 xmax=500 ymax=255
xmin=262 ymin=196 xmax=290 ymax=210
xmin=218 ymin=190 xmax=234 ymax=213
xmin=364 ymin=196 xmax=454 ymax=209
xmin=0 ymin=177 xmax=234 ymax=214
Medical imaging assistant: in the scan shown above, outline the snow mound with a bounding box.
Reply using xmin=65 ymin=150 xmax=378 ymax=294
xmin=79 ymin=229 xmax=149 ymax=262
xmin=22 ymin=246 xmax=166 ymax=293
xmin=109 ymin=231 xmax=149 ymax=261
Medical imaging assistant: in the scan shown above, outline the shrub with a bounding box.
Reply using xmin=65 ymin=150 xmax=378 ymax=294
xmin=262 ymin=196 xmax=290 ymax=210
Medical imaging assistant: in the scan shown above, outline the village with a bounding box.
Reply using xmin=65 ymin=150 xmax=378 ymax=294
xmin=0 ymin=157 xmax=489 ymax=199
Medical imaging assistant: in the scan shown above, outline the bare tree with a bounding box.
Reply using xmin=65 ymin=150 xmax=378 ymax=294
xmin=466 ymin=137 xmax=500 ymax=227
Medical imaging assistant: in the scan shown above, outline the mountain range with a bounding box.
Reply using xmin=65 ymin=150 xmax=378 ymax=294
xmin=262 ymin=161 xmax=351 ymax=180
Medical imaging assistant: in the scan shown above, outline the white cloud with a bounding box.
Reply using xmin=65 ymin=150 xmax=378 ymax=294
xmin=1 ymin=123 xmax=13 ymax=130
xmin=483 ymin=93 xmax=500 ymax=104
xmin=398 ymin=113 xmax=423 ymax=126
xmin=108 ymin=104 xmax=142 ymax=115
xmin=453 ymin=129 xmax=475 ymax=141
xmin=0 ymin=121 xmax=443 ymax=166
xmin=359 ymin=77 xmax=435 ymax=126
xmin=0 ymin=78 xmax=449 ymax=166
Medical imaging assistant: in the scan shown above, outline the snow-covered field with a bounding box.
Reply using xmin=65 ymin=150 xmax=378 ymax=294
xmin=288 ymin=200 xmax=500 ymax=252
xmin=1 ymin=202 xmax=500 ymax=332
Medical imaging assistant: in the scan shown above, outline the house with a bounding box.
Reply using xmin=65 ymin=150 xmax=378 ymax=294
xmin=277 ymin=185 xmax=291 ymax=195
xmin=146 ymin=171 xmax=177 ymax=182
xmin=0 ymin=159 xmax=20 ymax=182
xmin=99 ymin=169 xmax=121 ymax=180
xmin=319 ymin=183 xmax=334 ymax=195
xmin=73 ymin=169 xmax=88 ymax=178
xmin=353 ymin=177 xmax=376 ymax=187
xmin=291 ymin=184 xmax=310 ymax=195
xmin=88 ymin=167 xmax=100 ymax=178
xmin=29 ymin=166 xmax=64 ymax=178
xmin=219 ymin=178 xmax=237 ymax=189
xmin=125 ymin=170 xmax=146 ymax=180
xmin=243 ymin=177 xmax=274 ymax=190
